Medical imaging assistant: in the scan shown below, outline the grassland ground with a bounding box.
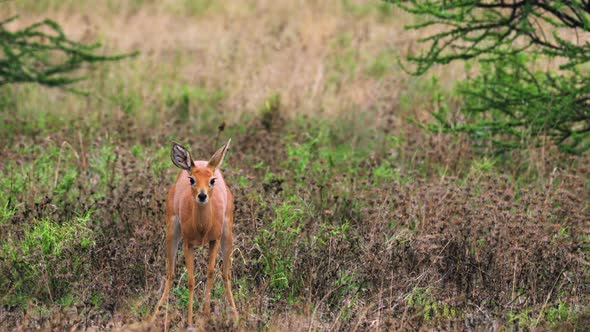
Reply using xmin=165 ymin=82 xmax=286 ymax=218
xmin=1 ymin=1 xmax=589 ymax=331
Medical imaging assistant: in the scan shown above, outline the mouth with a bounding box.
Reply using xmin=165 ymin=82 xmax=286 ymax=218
xmin=196 ymin=198 xmax=208 ymax=204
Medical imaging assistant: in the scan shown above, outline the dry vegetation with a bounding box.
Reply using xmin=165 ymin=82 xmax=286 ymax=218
xmin=1 ymin=1 xmax=589 ymax=331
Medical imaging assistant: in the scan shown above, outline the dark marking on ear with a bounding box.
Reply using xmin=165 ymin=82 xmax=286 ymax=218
xmin=171 ymin=142 xmax=194 ymax=171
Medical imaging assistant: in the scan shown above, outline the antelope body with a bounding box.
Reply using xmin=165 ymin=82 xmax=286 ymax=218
xmin=151 ymin=140 xmax=238 ymax=327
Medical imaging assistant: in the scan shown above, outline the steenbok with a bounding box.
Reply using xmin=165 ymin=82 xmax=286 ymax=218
xmin=151 ymin=139 xmax=238 ymax=327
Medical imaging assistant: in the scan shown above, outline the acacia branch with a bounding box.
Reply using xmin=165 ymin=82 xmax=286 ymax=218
xmin=0 ymin=16 xmax=138 ymax=88
xmin=389 ymin=0 xmax=590 ymax=153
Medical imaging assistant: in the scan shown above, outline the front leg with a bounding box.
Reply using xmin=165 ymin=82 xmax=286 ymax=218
xmin=183 ymin=243 xmax=196 ymax=327
xmin=204 ymin=240 xmax=220 ymax=315
xmin=151 ymin=215 xmax=181 ymax=323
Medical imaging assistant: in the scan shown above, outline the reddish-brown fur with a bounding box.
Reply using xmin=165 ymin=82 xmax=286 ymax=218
xmin=151 ymin=140 xmax=238 ymax=328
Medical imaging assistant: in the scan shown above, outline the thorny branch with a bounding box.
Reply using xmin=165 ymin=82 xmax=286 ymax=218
xmin=389 ymin=0 xmax=590 ymax=153
xmin=0 ymin=16 xmax=137 ymax=88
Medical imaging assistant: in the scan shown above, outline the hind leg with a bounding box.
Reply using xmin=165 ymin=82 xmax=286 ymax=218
xmin=221 ymin=239 xmax=238 ymax=319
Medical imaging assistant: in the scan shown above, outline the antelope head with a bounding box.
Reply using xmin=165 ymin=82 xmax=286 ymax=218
xmin=170 ymin=139 xmax=231 ymax=204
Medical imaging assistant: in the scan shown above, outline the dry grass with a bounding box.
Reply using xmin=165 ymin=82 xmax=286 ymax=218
xmin=3 ymin=0 xmax=466 ymax=124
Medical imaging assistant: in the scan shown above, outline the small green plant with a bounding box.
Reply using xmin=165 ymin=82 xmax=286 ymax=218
xmin=131 ymin=144 xmax=144 ymax=158
xmin=545 ymin=302 xmax=575 ymax=326
xmin=507 ymin=307 xmax=534 ymax=329
xmin=260 ymin=93 xmax=281 ymax=131
xmin=57 ymin=293 xmax=78 ymax=307
xmin=171 ymin=272 xmax=191 ymax=308
xmin=373 ymin=162 xmax=399 ymax=184
xmin=54 ymin=168 xmax=78 ymax=196
xmin=236 ymin=175 xmax=250 ymax=188
xmin=0 ymin=200 xmax=16 ymax=226
xmin=470 ymin=157 xmax=495 ymax=177
xmin=317 ymin=219 xmax=351 ymax=245
xmin=405 ymin=287 xmax=459 ymax=322
xmin=113 ymin=90 xmax=141 ymax=116
xmin=335 ymin=271 xmax=360 ymax=299
xmin=89 ymin=291 xmax=104 ymax=307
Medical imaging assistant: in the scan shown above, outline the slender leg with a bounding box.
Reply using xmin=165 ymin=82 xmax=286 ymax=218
xmin=151 ymin=216 xmax=181 ymax=322
xmin=221 ymin=236 xmax=238 ymax=320
xmin=221 ymin=207 xmax=238 ymax=320
xmin=183 ymin=242 xmax=196 ymax=327
xmin=204 ymin=240 xmax=220 ymax=315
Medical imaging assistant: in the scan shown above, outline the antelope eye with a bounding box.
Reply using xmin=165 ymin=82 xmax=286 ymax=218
xmin=189 ymin=177 xmax=196 ymax=185
xmin=209 ymin=178 xmax=216 ymax=186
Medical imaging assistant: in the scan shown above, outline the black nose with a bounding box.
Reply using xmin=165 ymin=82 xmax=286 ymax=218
xmin=198 ymin=192 xmax=207 ymax=202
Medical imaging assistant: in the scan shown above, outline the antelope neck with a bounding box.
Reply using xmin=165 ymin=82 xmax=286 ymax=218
xmin=192 ymin=200 xmax=213 ymax=232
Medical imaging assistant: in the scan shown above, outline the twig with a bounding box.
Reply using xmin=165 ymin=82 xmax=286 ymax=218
xmin=534 ymin=264 xmax=568 ymax=327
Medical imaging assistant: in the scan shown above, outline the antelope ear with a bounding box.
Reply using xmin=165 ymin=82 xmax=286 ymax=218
xmin=171 ymin=142 xmax=194 ymax=171
xmin=208 ymin=139 xmax=231 ymax=170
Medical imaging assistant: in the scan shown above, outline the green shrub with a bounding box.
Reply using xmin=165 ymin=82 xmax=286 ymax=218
xmin=255 ymin=195 xmax=308 ymax=298
xmin=1 ymin=211 xmax=95 ymax=307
